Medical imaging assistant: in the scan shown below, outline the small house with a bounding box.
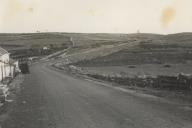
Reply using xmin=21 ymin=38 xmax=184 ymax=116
xmin=0 ymin=46 xmax=17 ymax=81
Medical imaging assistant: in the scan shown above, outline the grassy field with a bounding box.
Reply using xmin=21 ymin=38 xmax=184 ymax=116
xmin=0 ymin=33 xmax=71 ymax=46
xmin=0 ymin=33 xmax=72 ymax=58
xmin=71 ymin=33 xmax=192 ymax=66
xmin=74 ymin=48 xmax=192 ymax=66
xmin=1 ymin=32 xmax=192 ymax=63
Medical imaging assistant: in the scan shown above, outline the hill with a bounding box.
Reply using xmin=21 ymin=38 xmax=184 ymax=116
xmin=70 ymin=33 xmax=192 ymax=66
xmin=1 ymin=32 xmax=192 ymax=61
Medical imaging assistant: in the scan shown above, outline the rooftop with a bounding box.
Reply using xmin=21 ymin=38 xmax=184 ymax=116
xmin=0 ymin=46 xmax=8 ymax=56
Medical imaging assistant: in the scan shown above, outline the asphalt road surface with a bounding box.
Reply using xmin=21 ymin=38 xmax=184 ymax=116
xmin=3 ymin=62 xmax=192 ymax=128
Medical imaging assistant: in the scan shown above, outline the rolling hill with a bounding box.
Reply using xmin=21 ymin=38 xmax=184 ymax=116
xmin=1 ymin=32 xmax=192 ymax=62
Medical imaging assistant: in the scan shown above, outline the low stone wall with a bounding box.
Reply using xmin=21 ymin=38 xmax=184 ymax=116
xmin=87 ymin=73 xmax=192 ymax=90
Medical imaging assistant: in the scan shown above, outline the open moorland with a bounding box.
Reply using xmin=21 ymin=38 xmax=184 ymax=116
xmin=2 ymin=32 xmax=192 ymax=65
xmin=73 ymin=33 xmax=192 ymax=66
xmin=0 ymin=33 xmax=72 ymax=58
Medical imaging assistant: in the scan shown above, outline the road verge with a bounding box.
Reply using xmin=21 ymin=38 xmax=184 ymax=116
xmin=0 ymin=74 xmax=25 ymax=127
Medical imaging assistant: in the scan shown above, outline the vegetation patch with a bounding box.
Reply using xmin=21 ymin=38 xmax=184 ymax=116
xmin=163 ymin=64 xmax=171 ymax=68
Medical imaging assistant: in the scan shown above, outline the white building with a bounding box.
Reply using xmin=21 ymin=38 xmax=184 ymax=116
xmin=0 ymin=47 xmax=16 ymax=81
xmin=43 ymin=46 xmax=49 ymax=50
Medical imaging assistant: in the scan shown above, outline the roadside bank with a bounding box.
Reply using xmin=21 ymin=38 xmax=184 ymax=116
xmin=0 ymin=74 xmax=25 ymax=127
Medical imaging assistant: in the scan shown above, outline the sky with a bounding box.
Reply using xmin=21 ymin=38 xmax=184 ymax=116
xmin=0 ymin=0 xmax=192 ymax=34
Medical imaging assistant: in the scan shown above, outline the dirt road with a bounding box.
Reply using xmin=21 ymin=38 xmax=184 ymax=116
xmin=3 ymin=62 xmax=192 ymax=128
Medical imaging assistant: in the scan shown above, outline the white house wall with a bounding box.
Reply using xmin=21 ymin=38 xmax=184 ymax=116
xmin=0 ymin=53 xmax=15 ymax=81
xmin=0 ymin=62 xmax=15 ymax=81
xmin=1 ymin=54 xmax=10 ymax=63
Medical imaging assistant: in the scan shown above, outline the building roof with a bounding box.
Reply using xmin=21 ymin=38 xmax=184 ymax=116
xmin=9 ymin=58 xmax=17 ymax=64
xmin=0 ymin=46 xmax=8 ymax=56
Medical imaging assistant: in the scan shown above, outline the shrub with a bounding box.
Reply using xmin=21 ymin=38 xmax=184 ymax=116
xmin=163 ymin=64 xmax=171 ymax=68
xmin=128 ymin=65 xmax=136 ymax=68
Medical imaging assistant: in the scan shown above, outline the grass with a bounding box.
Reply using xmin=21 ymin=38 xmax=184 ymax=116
xmin=2 ymin=32 xmax=192 ymax=64
xmin=63 ymin=32 xmax=192 ymax=66
xmin=0 ymin=33 xmax=72 ymax=59
xmin=74 ymin=48 xmax=192 ymax=66
xmin=0 ymin=33 xmax=71 ymax=46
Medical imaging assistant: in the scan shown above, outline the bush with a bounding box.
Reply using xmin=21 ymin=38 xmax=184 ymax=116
xmin=128 ymin=65 xmax=136 ymax=68
xmin=163 ymin=64 xmax=171 ymax=68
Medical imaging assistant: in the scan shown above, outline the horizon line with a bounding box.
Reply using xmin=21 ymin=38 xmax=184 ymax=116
xmin=0 ymin=31 xmax=192 ymax=35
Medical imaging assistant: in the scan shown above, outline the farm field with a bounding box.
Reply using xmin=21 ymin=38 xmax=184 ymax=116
xmin=57 ymin=32 xmax=192 ymax=66
xmin=0 ymin=33 xmax=72 ymax=58
xmin=2 ymin=32 xmax=192 ymax=59
xmin=0 ymin=33 xmax=71 ymax=46
xmin=2 ymin=32 xmax=192 ymax=65
xmin=74 ymin=48 xmax=192 ymax=66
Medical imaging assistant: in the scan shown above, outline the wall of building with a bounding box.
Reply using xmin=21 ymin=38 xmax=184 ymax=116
xmin=0 ymin=53 xmax=15 ymax=81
